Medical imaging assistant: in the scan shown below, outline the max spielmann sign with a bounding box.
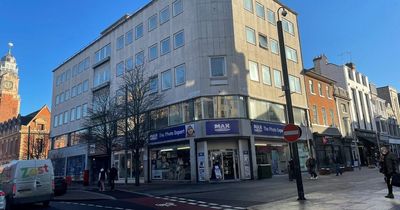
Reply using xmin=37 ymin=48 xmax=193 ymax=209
xmin=149 ymin=124 xmax=195 ymax=143
xmin=205 ymin=120 xmax=240 ymax=135
xmin=251 ymin=121 xmax=284 ymax=137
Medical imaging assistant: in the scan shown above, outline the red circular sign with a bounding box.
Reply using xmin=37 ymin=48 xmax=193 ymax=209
xmin=283 ymin=124 xmax=302 ymax=142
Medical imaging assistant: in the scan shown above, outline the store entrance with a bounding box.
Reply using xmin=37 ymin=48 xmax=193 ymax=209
xmin=209 ymin=150 xmax=238 ymax=181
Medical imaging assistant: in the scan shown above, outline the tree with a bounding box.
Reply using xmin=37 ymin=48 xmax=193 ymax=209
xmin=83 ymin=87 xmax=121 ymax=171
xmin=119 ymin=65 xmax=163 ymax=186
xmin=28 ymin=131 xmax=49 ymax=160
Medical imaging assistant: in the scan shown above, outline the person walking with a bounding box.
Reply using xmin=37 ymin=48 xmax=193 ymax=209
xmin=334 ymin=154 xmax=343 ymax=176
xmin=306 ymin=156 xmax=318 ymax=179
xmin=98 ymin=168 xmax=107 ymax=192
xmin=380 ymin=146 xmax=398 ymax=199
xmin=288 ymin=159 xmax=295 ymax=181
xmin=109 ymin=165 xmax=118 ymax=191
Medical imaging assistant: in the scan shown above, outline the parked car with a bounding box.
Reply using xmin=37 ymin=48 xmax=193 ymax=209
xmin=0 ymin=159 xmax=54 ymax=209
xmin=54 ymin=177 xmax=67 ymax=196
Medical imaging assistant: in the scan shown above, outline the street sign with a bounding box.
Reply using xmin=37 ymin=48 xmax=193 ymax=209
xmin=283 ymin=124 xmax=302 ymax=142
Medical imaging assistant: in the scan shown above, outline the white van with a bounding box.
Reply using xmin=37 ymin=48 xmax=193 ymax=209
xmin=0 ymin=159 xmax=54 ymax=209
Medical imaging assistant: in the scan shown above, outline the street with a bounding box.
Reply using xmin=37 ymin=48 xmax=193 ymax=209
xmin=10 ymin=167 xmax=400 ymax=210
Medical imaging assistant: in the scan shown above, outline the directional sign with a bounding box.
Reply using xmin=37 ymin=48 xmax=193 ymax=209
xmin=283 ymin=124 xmax=302 ymax=142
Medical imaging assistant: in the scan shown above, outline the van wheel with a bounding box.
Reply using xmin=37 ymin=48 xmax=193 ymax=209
xmin=43 ymin=200 xmax=50 ymax=207
xmin=5 ymin=198 xmax=11 ymax=210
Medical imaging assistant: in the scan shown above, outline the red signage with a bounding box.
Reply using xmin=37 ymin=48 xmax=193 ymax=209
xmin=283 ymin=124 xmax=302 ymax=142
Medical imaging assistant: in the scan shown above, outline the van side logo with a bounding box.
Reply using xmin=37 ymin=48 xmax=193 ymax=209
xmin=20 ymin=164 xmax=49 ymax=179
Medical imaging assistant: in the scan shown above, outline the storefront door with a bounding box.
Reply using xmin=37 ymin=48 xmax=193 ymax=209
xmin=209 ymin=150 xmax=238 ymax=181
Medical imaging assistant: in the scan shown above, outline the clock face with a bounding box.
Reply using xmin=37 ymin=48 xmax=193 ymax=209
xmin=3 ymin=81 xmax=13 ymax=90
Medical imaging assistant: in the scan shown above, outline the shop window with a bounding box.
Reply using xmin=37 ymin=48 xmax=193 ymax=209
xmin=151 ymin=146 xmax=191 ymax=180
xmin=249 ymin=98 xmax=286 ymax=123
xmin=169 ymin=103 xmax=183 ymax=125
xmin=66 ymin=155 xmax=85 ymax=180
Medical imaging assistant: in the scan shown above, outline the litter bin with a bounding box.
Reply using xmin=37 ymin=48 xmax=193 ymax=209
xmin=258 ymin=164 xmax=272 ymax=179
xmin=83 ymin=170 xmax=89 ymax=186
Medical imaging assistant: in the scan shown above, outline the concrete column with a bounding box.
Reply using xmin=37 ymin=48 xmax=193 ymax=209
xmin=143 ymin=146 xmax=149 ymax=183
xmin=250 ymin=136 xmax=258 ymax=180
xmin=189 ymin=138 xmax=197 ymax=183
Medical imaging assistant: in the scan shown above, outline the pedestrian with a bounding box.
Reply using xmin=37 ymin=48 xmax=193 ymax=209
xmin=109 ymin=164 xmax=118 ymax=191
xmin=334 ymin=155 xmax=342 ymax=176
xmin=98 ymin=168 xmax=107 ymax=192
xmin=288 ymin=159 xmax=295 ymax=181
xmin=306 ymin=156 xmax=318 ymax=179
xmin=379 ymin=146 xmax=398 ymax=199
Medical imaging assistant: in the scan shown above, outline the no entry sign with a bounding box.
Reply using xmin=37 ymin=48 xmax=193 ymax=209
xmin=283 ymin=124 xmax=302 ymax=142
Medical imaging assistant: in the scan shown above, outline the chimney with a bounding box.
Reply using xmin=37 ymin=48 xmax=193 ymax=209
xmin=313 ymin=54 xmax=328 ymax=74
xmin=345 ymin=62 xmax=356 ymax=70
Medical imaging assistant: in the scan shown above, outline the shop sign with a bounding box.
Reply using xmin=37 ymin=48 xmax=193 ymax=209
xmin=89 ymin=144 xmax=96 ymax=154
xmin=198 ymin=152 xmax=206 ymax=181
xmin=251 ymin=121 xmax=284 ymax=137
xmin=149 ymin=124 xmax=195 ymax=143
xmin=206 ymin=120 xmax=239 ymax=135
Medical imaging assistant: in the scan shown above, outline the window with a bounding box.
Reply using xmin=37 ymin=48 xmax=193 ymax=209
xmin=210 ymin=56 xmax=226 ymax=77
xmin=160 ymin=6 xmax=170 ymax=24
xmin=93 ymin=64 xmax=110 ymax=87
xmin=362 ymin=76 xmax=367 ymax=86
xmin=347 ymin=68 xmax=354 ymax=80
xmin=322 ymin=107 xmax=327 ymax=126
xmin=82 ymin=80 xmax=89 ymax=92
xmin=135 ymin=23 xmax=144 ymax=39
xmin=65 ymin=89 xmax=70 ymax=100
xmin=249 ymin=98 xmax=285 ymax=123
xmin=77 ymin=83 xmax=83 ymax=95
xmin=135 ymin=51 xmax=144 ymax=66
xmin=282 ymin=18 xmax=295 ymax=35
xmin=116 ymin=35 xmax=124 ymax=50
xmin=273 ymin=69 xmax=282 ymax=88
xmin=54 ymin=115 xmax=58 ymax=128
xmin=95 ymin=44 xmax=111 ymax=63
xmin=356 ymin=73 xmax=361 ymax=83
xmin=84 ymin=57 xmax=90 ymax=70
xmin=148 ymin=44 xmax=158 ymax=61
xmin=341 ymin=103 xmax=347 ymax=113
xmin=249 ymin=61 xmax=259 ymax=81
xmin=294 ymin=108 xmax=307 ymax=126
xmin=245 ymin=27 xmax=256 ymax=45
xmin=330 ymin=109 xmax=335 ymax=126
xmin=82 ymin=103 xmax=88 ymax=117
xmin=289 ymin=75 xmax=301 ymax=93
xmin=125 ymin=57 xmax=134 ymax=71
xmin=270 ymin=39 xmax=279 ymax=54
xmin=309 ymin=80 xmax=315 ymax=94
xmin=72 ymin=65 xmax=78 ymax=77
xmin=58 ymin=114 xmax=63 ymax=126
xmin=267 ymin=9 xmax=276 ymax=24
xmin=149 ymin=76 xmax=158 ymax=94
xmin=175 ymin=64 xmax=186 ymax=86
xmin=71 ymin=86 xmax=77 ymax=97
xmin=173 ymin=0 xmax=183 ymax=16
xmin=148 ymin=14 xmax=158 ymax=31
xmin=76 ymin=105 xmax=82 ymax=120
xmin=66 ymin=69 xmax=71 ymax=80
xmin=116 ymin=61 xmax=124 ymax=77
xmin=161 ymin=37 xmax=171 ymax=55
xmin=326 ymin=86 xmax=331 ymax=98
xmin=258 ymin=34 xmax=268 ymax=49
xmin=174 ymin=30 xmax=185 ymax=49
xmin=64 ymin=111 xmax=69 ymax=124
xmin=78 ymin=61 xmax=85 ymax=73
xmin=125 ymin=30 xmax=133 ymax=45
xmin=69 ymin=108 xmax=76 ymax=121
xmin=261 ymin=65 xmax=271 ymax=85
xmin=255 ymin=2 xmax=265 ymax=19
xmin=312 ymin=105 xmax=318 ymax=124
xmin=285 ymin=46 xmax=298 ymax=62
xmin=162 ymin=70 xmax=172 ymax=90
xmin=318 ymin=83 xmax=323 ymax=96
xmin=244 ymin=0 xmax=253 ymax=12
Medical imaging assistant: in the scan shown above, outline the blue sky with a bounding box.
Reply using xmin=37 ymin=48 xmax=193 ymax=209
xmin=1 ymin=0 xmax=399 ymax=115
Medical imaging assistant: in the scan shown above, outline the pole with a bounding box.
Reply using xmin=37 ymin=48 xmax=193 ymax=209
xmin=27 ymin=126 xmax=31 ymax=160
xmin=277 ymin=11 xmax=306 ymax=200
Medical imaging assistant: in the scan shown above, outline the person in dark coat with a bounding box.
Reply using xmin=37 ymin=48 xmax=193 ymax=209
xmin=288 ymin=159 xmax=295 ymax=181
xmin=333 ymin=154 xmax=343 ymax=176
xmin=109 ymin=164 xmax=118 ymax=191
xmin=380 ymin=146 xmax=399 ymax=199
xmin=306 ymin=156 xmax=318 ymax=179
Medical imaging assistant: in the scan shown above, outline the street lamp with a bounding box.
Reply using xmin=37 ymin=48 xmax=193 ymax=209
xmin=276 ymin=6 xmax=306 ymax=200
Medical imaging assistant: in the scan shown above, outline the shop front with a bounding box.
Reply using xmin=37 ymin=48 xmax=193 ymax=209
xmin=111 ymin=150 xmax=144 ymax=183
xmin=355 ymin=129 xmax=378 ymax=167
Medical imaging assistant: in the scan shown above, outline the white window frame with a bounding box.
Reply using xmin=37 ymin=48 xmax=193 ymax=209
xmin=245 ymin=26 xmax=256 ymax=45
xmin=249 ymin=60 xmax=259 ymax=82
xmin=273 ymin=69 xmax=282 ymax=89
xmin=255 ymin=2 xmax=265 ymax=19
xmin=244 ymin=0 xmax=253 ymax=12
xmin=270 ymin=38 xmax=279 ymax=55
xmin=261 ymin=65 xmax=271 ymax=85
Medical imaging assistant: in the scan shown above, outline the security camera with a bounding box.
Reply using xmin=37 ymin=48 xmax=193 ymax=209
xmin=281 ymin=9 xmax=288 ymax=17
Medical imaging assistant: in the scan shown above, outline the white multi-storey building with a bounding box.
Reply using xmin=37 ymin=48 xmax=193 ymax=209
xmin=49 ymin=0 xmax=311 ymax=183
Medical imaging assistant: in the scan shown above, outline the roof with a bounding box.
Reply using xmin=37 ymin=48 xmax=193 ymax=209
xmin=20 ymin=105 xmax=50 ymax=126
xmin=302 ymin=69 xmax=336 ymax=84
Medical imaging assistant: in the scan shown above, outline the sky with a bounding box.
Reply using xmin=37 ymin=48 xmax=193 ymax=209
xmin=1 ymin=0 xmax=399 ymax=115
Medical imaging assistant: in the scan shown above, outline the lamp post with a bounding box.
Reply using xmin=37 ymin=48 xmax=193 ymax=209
xmin=276 ymin=6 xmax=306 ymax=200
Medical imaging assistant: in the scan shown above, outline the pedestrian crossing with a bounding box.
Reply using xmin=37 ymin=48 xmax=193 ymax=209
xmin=160 ymin=195 xmax=247 ymax=210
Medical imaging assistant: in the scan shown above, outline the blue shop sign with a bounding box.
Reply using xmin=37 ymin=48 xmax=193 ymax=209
xmin=251 ymin=121 xmax=284 ymax=137
xmin=206 ymin=120 xmax=240 ymax=135
xmin=149 ymin=124 xmax=195 ymax=143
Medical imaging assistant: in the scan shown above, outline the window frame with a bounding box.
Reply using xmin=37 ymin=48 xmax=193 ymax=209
xmin=161 ymin=69 xmax=173 ymax=91
xmin=175 ymin=64 xmax=186 ymax=86
xmin=116 ymin=61 xmax=125 ymax=77
xmin=273 ymin=69 xmax=282 ymax=89
xmin=116 ymin=35 xmax=124 ymax=50
xmin=209 ymin=56 xmax=227 ymax=77
xmin=270 ymin=38 xmax=279 ymax=55
xmin=318 ymin=82 xmax=323 ymax=96
xmin=125 ymin=30 xmax=133 ymax=46
xmin=135 ymin=23 xmax=144 ymax=40
xmin=148 ymin=43 xmax=159 ymax=61
xmin=172 ymin=0 xmax=183 ymax=17
xmin=160 ymin=5 xmax=170 ymax=25
xmin=160 ymin=37 xmax=171 ymax=56
xmin=243 ymin=0 xmax=253 ymax=12
xmin=245 ymin=26 xmax=256 ymax=45
xmin=255 ymin=2 xmax=265 ymax=19
xmin=267 ymin=9 xmax=276 ymax=25
xmin=173 ymin=30 xmax=185 ymax=49
xmin=249 ymin=60 xmax=259 ymax=82
xmin=258 ymin=33 xmax=268 ymax=49
xmin=149 ymin=76 xmax=159 ymax=94
xmin=148 ymin=14 xmax=158 ymax=32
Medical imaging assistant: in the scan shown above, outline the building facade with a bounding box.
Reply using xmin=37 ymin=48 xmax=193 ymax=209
xmin=49 ymin=0 xmax=311 ymax=183
xmin=0 ymin=106 xmax=51 ymax=164
xmin=0 ymin=43 xmax=21 ymax=123
xmin=315 ymin=55 xmax=377 ymax=166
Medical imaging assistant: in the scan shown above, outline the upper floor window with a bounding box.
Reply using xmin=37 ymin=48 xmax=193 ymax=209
xmin=95 ymin=44 xmax=111 ymax=63
xmin=54 ymin=115 xmax=58 ymax=128
xmin=244 ymin=0 xmax=253 ymax=12
xmin=249 ymin=60 xmax=259 ymax=82
xmin=309 ymin=80 xmax=315 ymax=94
xmin=125 ymin=57 xmax=134 ymax=71
xmin=262 ymin=65 xmax=271 ymax=85
xmin=270 ymin=39 xmax=279 ymax=54
xmin=135 ymin=23 xmax=144 ymax=40
xmin=282 ymin=18 xmax=295 ymax=35
xmin=135 ymin=51 xmax=145 ymax=66
xmin=76 ymin=105 xmax=82 ymax=120
xmin=64 ymin=111 xmax=69 ymax=124
xmin=150 ymin=76 xmax=159 ymax=94
xmin=312 ymin=105 xmax=318 ymax=124
xmin=356 ymin=73 xmax=361 ymax=83
xmin=174 ymin=30 xmax=185 ymax=49
xmin=285 ymin=46 xmax=298 ymax=62
xmin=148 ymin=14 xmax=158 ymax=32
xmin=326 ymin=86 xmax=331 ymax=99
xmin=82 ymin=103 xmax=88 ymax=117
xmin=210 ymin=56 xmax=226 ymax=77
xmin=255 ymin=2 xmax=265 ymax=19
xmin=160 ymin=6 xmax=170 ymax=24
xmin=173 ymin=0 xmax=183 ymax=17
xmin=341 ymin=103 xmax=347 ymax=113
xmin=258 ymin=34 xmax=268 ymax=49
xmin=330 ymin=109 xmax=335 ymax=126
xmin=245 ymin=27 xmax=256 ymax=45
xmin=322 ymin=107 xmax=328 ymax=126
xmin=289 ymin=75 xmax=301 ymax=93
xmin=161 ymin=37 xmax=171 ymax=55
xmin=175 ymin=64 xmax=186 ymax=86
xmin=125 ymin=30 xmax=133 ymax=45
xmin=267 ymin=9 xmax=276 ymax=25
xmin=93 ymin=64 xmax=110 ymax=87
xmin=273 ymin=69 xmax=282 ymax=88
xmin=116 ymin=61 xmax=124 ymax=77
xmin=70 ymin=108 xmax=76 ymax=121
xmin=116 ymin=35 xmax=124 ymax=50
xmin=318 ymin=83 xmax=323 ymax=96
xmin=83 ymin=80 xmax=89 ymax=92
xmin=161 ymin=70 xmax=172 ymax=90
xmin=149 ymin=44 xmax=158 ymax=61
xmin=347 ymin=69 xmax=354 ymax=80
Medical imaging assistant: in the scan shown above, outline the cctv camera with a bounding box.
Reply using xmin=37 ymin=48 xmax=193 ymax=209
xmin=281 ymin=9 xmax=287 ymax=17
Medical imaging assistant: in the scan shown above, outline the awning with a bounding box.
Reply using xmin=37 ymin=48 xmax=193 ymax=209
xmin=355 ymin=129 xmax=377 ymax=145
xmin=313 ymin=126 xmax=342 ymax=137
xmin=389 ymin=138 xmax=400 ymax=145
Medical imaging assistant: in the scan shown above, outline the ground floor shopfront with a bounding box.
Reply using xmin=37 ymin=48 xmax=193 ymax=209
xmin=355 ymin=129 xmax=378 ymax=167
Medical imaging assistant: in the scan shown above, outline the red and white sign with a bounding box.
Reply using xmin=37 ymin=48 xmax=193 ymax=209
xmin=283 ymin=124 xmax=302 ymax=142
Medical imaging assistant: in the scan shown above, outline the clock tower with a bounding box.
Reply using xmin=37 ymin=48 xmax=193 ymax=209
xmin=0 ymin=43 xmax=21 ymax=122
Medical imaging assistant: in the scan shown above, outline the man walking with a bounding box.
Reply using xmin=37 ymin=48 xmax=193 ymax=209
xmin=109 ymin=164 xmax=118 ymax=191
xmin=380 ymin=146 xmax=398 ymax=199
xmin=306 ymin=156 xmax=318 ymax=179
xmin=334 ymin=154 xmax=343 ymax=176
xmin=98 ymin=168 xmax=107 ymax=192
